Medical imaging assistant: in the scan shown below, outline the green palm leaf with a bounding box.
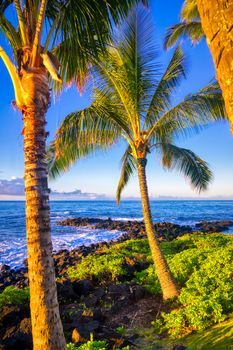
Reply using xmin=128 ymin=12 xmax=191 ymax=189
xmin=150 ymin=81 xmax=227 ymax=140
xmin=158 ymin=143 xmax=212 ymax=192
xmin=180 ymin=0 xmax=199 ymax=21
xmin=116 ymin=146 xmax=136 ymax=204
xmin=116 ymin=4 xmax=158 ymax=115
xmin=164 ymin=0 xmax=203 ymax=50
xmin=145 ymin=46 xmax=186 ymax=127
xmin=47 ymin=0 xmax=148 ymax=89
xmin=48 ymin=89 xmax=125 ymax=178
xmin=164 ymin=21 xmax=203 ymax=49
xmin=47 ymin=138 xmax=114 ymax=180
xmin=0 ymin=2 xmax=21 ymax=57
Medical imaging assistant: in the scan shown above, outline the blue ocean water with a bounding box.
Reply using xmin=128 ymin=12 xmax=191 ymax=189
xmin=0 ymin=200 xmax=233 ymax=268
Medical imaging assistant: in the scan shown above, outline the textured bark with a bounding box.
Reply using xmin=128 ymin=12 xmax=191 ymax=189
xmin=137 ymin=158 xmax=179 ymax=300
xmin=197 ymin=0 xmax=233 ymax=129
xmin=20 ymin=69 xmax=66 ymax=350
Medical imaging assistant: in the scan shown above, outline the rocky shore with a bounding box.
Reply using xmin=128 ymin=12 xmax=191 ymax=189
xmin=1 ymin=218 xmax=233 ymax=349
xmin=58 ymin=216 xmax=233 ymax=236
xmin=1 ymin=218 xmax=233 ymax=293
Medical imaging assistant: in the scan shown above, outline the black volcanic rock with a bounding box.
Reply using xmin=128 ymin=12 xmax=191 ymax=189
xmin=195 ymin=220 xmax=233 ymax=233
xmin=57 ymin=217 xmax=194 ymax=241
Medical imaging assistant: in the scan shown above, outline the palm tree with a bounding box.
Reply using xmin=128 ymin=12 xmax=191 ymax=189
xmin=0 ymin=1 xmax=144 ymax=349
xmin=164 ymin=0 xmax=233 ymax=130
xmin=48 ymin=5 xmax=226 ymax=301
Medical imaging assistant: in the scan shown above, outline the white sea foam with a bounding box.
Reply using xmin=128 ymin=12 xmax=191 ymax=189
xmin=0 ymin=227 xmax=124 ymax=269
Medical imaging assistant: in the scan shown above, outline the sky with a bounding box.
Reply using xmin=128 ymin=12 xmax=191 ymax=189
xmin=0 ymin=0 xmax=233 ymax=200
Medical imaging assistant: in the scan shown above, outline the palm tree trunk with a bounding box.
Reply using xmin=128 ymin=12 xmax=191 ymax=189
xmin=197 ymin=0 xmax=233 ymax=129
xmin=21 ymin=70 xmax=66 ymax=350
xmin=137 ymin=158 xmax=179 ymax=300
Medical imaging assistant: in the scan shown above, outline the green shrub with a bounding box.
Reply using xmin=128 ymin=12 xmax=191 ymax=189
xmin=67 ymin=340 xmax=130 ymax=350
xmin=0 ymin=286 xmax=29 ymax=310
xmin=134 ymin=265 xmax=160 ymax=294
xmin=159 ymin=244 xmax=233 ymax=338
xmin=116 ymin=325 xmax=126 ymax=336
xmin=66 ymin=239 xmax=150 ymax=282
xmin=67 ymin=339 xmax=107 ymax=350
xmin=67 ymin=253 xmax=127 ymax=282
xmin=66 ymin=237 xmax=193 ymax=284
xmin=169 ymin=248 xmax=210 ymax=286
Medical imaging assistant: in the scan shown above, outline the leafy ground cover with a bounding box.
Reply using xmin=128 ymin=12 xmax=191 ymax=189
xmin=1 ymin=232 xmax=232 ymax=349
xmin=66 ymin=233 xmax=233 ymax=340
xmin=0 ymin=285 xmax=29 ymax=310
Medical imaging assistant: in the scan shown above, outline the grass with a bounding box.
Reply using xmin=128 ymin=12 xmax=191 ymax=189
xmin=183 ymin=316 xmax=233 ymax=350
xmin=134 ymin=317 xmax=233 ymax=350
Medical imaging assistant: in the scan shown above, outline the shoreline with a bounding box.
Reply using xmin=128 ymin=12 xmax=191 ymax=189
xmin=1 ymin=218 xmax=233 ymax=292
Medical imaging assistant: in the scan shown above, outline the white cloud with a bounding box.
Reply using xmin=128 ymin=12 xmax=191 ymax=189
xmin=0 ymin=177 xmax=106 ymax=200
xmin=0 ymin=177 xmax=24 ymax=195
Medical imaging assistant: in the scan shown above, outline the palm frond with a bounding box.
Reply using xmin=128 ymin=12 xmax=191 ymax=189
xmin=55 ymin=96 xmax=123 ymax=149
xmin=47 ymin=0 xmax=147 ymax=90
xmin=116 ymin=146 xmax=136 ymax=204
xmin=95 ymin=49 xmax=139 ymax=136
xmin=47 ymin=137 xmax=113 ymax=179
xmin=181 ymin=0 xmax=199 ymax=21
xmin=145 ymin=46 xmax=186 ymax=127
xmin=158 ymin=143 xmax=212 ymax=192
xmin=48 ymin=89 xmax=127 ymax=178
xmin=116 ymin=4 xmax=158 ymax=115
xmin=151 ymin=81 xmax=227 ymax=140
xmin=164 ymin=21 xmax=203 ymax=49
xmin=0 ymin=15 xmax=21 ymax=56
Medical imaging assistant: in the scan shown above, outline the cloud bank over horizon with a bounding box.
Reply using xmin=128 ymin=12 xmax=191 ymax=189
xmin=0 ymin=177 xmax=106 ymax=200
xmin=0 ymin=177 xmax=233 ymax=201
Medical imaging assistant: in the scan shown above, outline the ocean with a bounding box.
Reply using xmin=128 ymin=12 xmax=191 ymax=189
xmin=0 ymin=200 xmax=233 ymax=268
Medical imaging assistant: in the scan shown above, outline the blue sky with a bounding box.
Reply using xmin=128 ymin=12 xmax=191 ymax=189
xmin=0 ymin=0 xmax=233 ymax=200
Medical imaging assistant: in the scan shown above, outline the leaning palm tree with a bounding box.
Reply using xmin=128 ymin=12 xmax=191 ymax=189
xmin=0 ymin=1 xmax=144 ymax=349
xmin=165 ymin=0 xmax=233 ymax=130
xmin=49 ymin=5 xmax=226 ymax=300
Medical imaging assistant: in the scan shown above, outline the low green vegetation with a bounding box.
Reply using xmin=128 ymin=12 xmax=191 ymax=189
xmin=66 ymin=238 xmax=192 ymax=283
xmin=182 ymin=317 xmax=233 ymax=350
xmin=116 ymin=325 xmax=127 ymax=336
xmin=157 ymin=234 xmax=233 ymax=338
xmin=0 ymin=286 xmax=29 ymax=310
xmin=67 ymin=339 xmax=108 ymax=350
xmin=67 ymin=233 xmax=233 ymax=340
xmin=135 ymin=317 xmax=233 ymax=350
xmin=67 ymin=339 xmax=130 ymax=350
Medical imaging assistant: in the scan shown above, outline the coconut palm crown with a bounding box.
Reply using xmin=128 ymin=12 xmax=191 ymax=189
xmin=164 ymin=0 xmax=204 ymax=49
xmin=49 ymin=5 xmax=226 ymax=300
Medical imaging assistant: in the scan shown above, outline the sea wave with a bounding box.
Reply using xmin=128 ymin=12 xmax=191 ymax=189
xmin=0 ymin=227 xmax=123 ymax=269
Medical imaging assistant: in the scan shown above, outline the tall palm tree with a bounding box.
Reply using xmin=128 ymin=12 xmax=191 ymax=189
xmin=48 ymin=5 xmax=226 ymax=301
xmin=0 ymin=1 xmax=144 ymax=349
xmin=164 ymin=0 xmax=233 ymax=130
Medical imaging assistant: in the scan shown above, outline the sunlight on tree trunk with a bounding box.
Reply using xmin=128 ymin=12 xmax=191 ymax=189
xmin=22 ymin=69 xmax=66 ymax=350
xmin=197 ymin=0 xmax=233 ymax=130
xmin=137 ymin=158 xmax=179 ymax=300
